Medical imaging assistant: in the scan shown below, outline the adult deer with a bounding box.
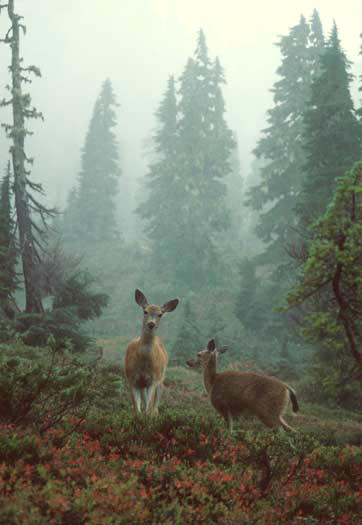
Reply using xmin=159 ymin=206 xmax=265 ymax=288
xmin=125 ymin=289 xmax=179 ymax=415
xmin=187 ymin=339 xmax=299 ymax=432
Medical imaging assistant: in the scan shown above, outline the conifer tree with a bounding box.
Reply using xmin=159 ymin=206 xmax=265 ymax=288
xmin=309 ymin=9 xmax=325 ymax=76
xmin=239 ymin=13 xmax=325 ymax=352
xmin=177 ymin=40 xmax=234 ymax=285
xmin=0 ymin=2 xmax=109 ymax=348
xmin=0 ymin=0 xmax=53 ymax=313
xmin=358 ymin=32 xmax=362 ymax=123
xmin=224 ymin=132 xmax=244 ymax=246
xmin=139 ymin=31 xmax=234 ymax=286
xmin=63 ymin=79 xmax=121 ymax=241
xmin=0 ymin=163 xmax=18 ymax=317
xmin=176 ymin=31 xmax=234 ymax=282
xmin=247 ymin=13 xmax=325 ymax=264
xmin=138 ymin=75 xmax=179 ymax=266
xmin=297 ymin=24 xmax=361 ymax=225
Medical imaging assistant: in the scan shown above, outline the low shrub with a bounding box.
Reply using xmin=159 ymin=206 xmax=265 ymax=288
xmin=1 ymin=407 xmax=361 ymax=524
xmin=0 ymin=357 xmax=361 ymax=524
xmin=0 ymin=340 xmax=121 ymax=433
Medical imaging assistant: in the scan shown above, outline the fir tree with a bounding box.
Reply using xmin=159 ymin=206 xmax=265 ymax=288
xmin=0 ymin=163 xmax=18 ymax=318
xmin=247 ymin=13 xmax=325 ymax=264
xmin=0 ymin=2 xmax=109 ymax=348
xmin=240 ymin=13 xmax=325 ymax=352
xmin=297 ymin=24 xmax=362 ymax=225
xmin=174 ymin=31 xmax=234 ymax=284
xmin=0 ymin=0 xmax=54 ymax=313
xmin=63 ymin=79 xmax=121 ymax=241
xmin=308 ymin=9 xmax=325 ymax=76
xmin=138 ymin=75 xmax=179 ymax=267
xmin=224 ymin=131 xmax=244 ymax=247
xmin=358 ymin=32 xmax=362 ymax=123
xmin=139 ymin=30 xmax=234 ymax=287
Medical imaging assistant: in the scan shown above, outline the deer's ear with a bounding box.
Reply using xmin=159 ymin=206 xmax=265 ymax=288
xmin=218 ymin=346 xmax=228 ymax=354
xmin=135 ymin=289 xmax=148 ymax=308
xmin=186 ymin=359 xmax=197 ymax=368
xmin=207 ymin=339 xmax=216 ymax=352
xmin=162 ymin=298 xmax=179 ymax=313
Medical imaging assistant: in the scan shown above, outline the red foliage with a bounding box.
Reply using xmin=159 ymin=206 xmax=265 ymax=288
xmin=0 ymin=421 xmax=361 ymax=524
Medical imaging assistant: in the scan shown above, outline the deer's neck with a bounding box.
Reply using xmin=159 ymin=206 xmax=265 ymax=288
xmin=140 ymin=329 xmax=157 ymax=350
xmin=202 ymin=354 xmax=217 ymax=395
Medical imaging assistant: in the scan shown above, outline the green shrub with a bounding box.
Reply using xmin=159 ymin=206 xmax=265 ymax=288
xmin=0 ymin=340 xmax=121 ymax=432
xmin=0 ymin=429 xmax=39 ymax=464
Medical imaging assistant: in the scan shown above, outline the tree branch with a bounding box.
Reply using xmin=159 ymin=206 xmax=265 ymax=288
xmin=287 ymin=277 xmax=333 ymax=306
xmin=332 ymin=235 xmax=362 ymax=364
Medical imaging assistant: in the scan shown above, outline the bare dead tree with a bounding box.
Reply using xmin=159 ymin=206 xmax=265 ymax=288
xmin=0 ymin=0 xmax=55 ymax=312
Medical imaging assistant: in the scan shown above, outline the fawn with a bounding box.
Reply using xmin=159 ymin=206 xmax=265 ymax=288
xmin=125 ymin=289 xmax=179 ymax=415
xmin=186 ymin=339 xmax=299 ymax=432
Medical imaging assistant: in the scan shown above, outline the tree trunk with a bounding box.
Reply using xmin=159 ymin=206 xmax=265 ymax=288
xmin=7 ymin=0 xmax=43 ymax=313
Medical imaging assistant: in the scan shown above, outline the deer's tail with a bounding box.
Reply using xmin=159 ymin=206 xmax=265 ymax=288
xmin=288 ymin=387 xmax=299 ymax=413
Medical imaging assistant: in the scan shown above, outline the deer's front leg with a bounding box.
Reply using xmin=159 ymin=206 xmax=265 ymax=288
xmin=131 ymin=387 xmax=142 ymax=413
xmin=143 ymin=385 xmax=157 ymax=415
xmin=151 ymin=383 xmax=163 ymax=415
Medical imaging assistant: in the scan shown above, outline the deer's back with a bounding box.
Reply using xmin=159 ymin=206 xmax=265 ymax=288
xmin=125 ymin=337 xmax=168 ymax=388
xmin=211 ymin=371 xmax=289 ymax=417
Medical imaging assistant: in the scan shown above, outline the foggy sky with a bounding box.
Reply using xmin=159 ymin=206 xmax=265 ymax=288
xmin=1 ymin=0 xmax=362 ymax=209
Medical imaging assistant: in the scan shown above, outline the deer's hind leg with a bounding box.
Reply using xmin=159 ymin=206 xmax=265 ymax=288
xmin=279 ymin=416 xmax=296 ymax=432
xmin=218 ymin=408 xmax=234 ymax=433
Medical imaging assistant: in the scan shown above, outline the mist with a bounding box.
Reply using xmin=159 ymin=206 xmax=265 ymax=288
xmin=1 ymin=0 xmax=361 ymax=211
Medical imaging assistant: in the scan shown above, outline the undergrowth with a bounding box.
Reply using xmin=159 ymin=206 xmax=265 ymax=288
xmin=0 ymin=403 xmax=361 ymax=524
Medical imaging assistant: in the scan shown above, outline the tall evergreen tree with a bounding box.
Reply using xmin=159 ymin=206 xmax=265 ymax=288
xmin=309 ymin=9 xmax=325 ymax=76
xmin=138 ymin=75 xmax=179 ymax=266
xmin=224 ymin=131 xmax=244 ymax=247
xmin=0 ymin=163 xmax=18 ymax=318
xmin=139 ymin=30 xmax=234 ymax=286
xmin=297 ymin=23 xmax=362 ymax=225
xmin=358 ymin=32 xmax=362 ymax=123
xmin=247 ymin=13 xmax=325 ymax=264
xmin=175 ymin=45 xmax=232 ymax=285
xmin=0 ymin=0 xmax=55 ymax=313
xmin=239 ymin=13 xmax=325 ymax=354
xmin=63 ymin=79 xmax=121 ymax=241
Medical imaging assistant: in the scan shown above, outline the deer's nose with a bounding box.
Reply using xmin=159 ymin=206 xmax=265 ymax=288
xmin=148 ymin=321 xmax=156 ymax=329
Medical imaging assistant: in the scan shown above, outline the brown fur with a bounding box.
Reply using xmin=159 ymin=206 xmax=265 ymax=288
xmin=125 ymin=336 xmax=168 ymax=389
xmin=125 ymin=290 xmax=178 ymax=415
xmin=187 ymin=339 xmax=298 ymax=432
